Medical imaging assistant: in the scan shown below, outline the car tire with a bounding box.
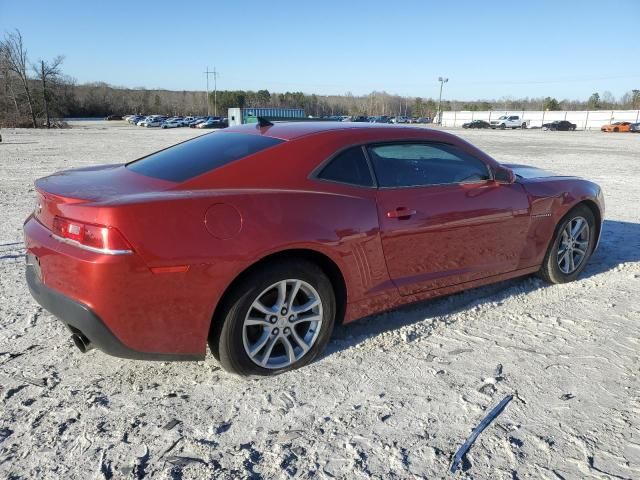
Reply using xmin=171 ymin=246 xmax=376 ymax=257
xmin=211 ymin=260 xmax=336 ymax=376
xmin=538 ymin=204 xmax=596 ymax=284
xmin=500 ymin=124 xmax=506 ymax=130
xmin=613 ymin=127 xmax=619 ymax=132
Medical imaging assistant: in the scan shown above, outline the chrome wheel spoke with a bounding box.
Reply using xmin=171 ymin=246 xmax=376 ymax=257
xmin=281 ymin=335 xmax=297 ymax=363
xmin=252 ymin=300 xmax=274 ymax=315
xmin=275 ymin=281 xmax=287 ymax=310
xmin=571 ymin=218 xmax=585 ymax=238
xmin=287 ymin=280 xmax=302 ymax=309
xmin=250 ymin=331 xmax=271 ymax=356
xmin=292 ymin=298 xmax=320 ymax=314
xmin=245 ymin=316 xmax=272 ymax=327
xmin=291 ymin=314 xmax=322 ymax=325
xmin=290 ymin=328 xmax=310 ymax=353
xmin=260 ymin=336 xmax=278 ymax=366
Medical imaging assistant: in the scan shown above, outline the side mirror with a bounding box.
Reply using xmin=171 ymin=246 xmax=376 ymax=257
xmin=494 ymin=165 xmax=516 ymax=184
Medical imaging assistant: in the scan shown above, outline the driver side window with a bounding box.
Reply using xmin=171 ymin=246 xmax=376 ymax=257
xmin=367 ymin=143 xmax=491 ymax=188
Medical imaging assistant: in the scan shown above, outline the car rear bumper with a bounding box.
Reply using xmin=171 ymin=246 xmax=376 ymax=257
xmin=26 ymin=259 xmax=200 ymax=361
xmin=23 ymin=215 xmax=209 ymax=361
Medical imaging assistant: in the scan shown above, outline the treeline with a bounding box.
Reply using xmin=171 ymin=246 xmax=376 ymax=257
xmin=2 ymin=28 xmax=639 ymax=128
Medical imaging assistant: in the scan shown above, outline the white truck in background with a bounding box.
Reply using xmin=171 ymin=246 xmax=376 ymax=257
xmin=490 ymin=115 xmax=528 ymax=129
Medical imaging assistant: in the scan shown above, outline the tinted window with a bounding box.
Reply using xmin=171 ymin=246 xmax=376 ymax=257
xmin=367 ymin=143 xmax=490 ymax=188
xmin=127 ymin=132 xmax=283 ymax=182
xmin=318 ymin=147 xmax=374 ymax=187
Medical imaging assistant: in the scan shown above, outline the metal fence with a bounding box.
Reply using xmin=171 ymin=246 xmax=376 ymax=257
xmin=440 ymin=110 xmax=640 ymax=129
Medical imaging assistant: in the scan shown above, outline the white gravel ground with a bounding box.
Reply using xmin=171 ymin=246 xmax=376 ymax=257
xmin=0 ymin=122 xmax=638 ymax=479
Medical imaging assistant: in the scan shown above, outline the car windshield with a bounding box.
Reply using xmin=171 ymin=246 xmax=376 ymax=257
xmin=126 ymin=132 xmax=284 ymax=182
xmin=497 ymin=116 xmax=507 ymax=120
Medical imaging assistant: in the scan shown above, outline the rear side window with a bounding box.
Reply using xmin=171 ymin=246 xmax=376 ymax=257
xmin=317 ymin=147 xmax=374 ymax=187
xmin=127 ymin=132 xmax=283 ymax=182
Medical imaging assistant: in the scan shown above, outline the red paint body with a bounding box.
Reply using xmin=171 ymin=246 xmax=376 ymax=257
xmin=23 ymin=123 xmax=604 ymax=358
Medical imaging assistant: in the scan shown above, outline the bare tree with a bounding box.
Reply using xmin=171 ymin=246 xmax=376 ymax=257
xmin=33 ymin=56 xmax=64 ymax=128
xmin=0 ymin=51 xmax=21 ymax=118
xmin=0 ymin=29 xmax=37 ymax=127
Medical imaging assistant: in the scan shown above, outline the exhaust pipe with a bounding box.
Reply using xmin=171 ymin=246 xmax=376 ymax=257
xmin=71 ymin=333 xmax=94 ymax=353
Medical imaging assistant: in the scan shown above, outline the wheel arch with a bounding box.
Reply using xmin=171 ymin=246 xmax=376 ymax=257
xmin=577 ymin=199 xmax=602 ymax=246
xmin=208 ymin=248 xmax=348 ymax=345
xmin=549 ymin=198 xmax=602 ymax=254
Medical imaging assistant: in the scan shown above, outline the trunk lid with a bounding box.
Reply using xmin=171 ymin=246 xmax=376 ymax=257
xmin=33 ymin=164 xmax=175 ymax=231
xmin=35 ymin=164 xmax=175 ymax=202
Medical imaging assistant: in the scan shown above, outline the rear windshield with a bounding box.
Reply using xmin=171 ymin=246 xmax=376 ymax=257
xmin=126 ymin=132 xmax=284 ymax=182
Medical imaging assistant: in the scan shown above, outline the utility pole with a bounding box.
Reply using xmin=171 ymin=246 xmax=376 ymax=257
xmin=203 ymin=66 xmax=220 ymax=116
xmin=437 ymin=76 xmax=448 ymax=125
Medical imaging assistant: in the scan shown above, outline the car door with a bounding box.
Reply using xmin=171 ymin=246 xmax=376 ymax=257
xmin=370 ymin=142 xmax=530 ymax=296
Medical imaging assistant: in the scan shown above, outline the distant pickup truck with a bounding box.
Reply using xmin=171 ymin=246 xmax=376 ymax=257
xmin=490 ymin=115 xmax=528 ymax=129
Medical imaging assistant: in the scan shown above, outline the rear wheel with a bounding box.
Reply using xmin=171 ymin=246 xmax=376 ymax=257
xmin=538 ymin=205 xmax=596 ymax=284
xmin=211 ymin=260 xmax=336 ymax=376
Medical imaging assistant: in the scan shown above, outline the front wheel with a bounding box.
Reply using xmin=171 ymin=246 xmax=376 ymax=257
xmin=500 ymin=124 xmax=506 ymax=130
xmin=538 ymin=205 xmax=596 ymax=284
xmin=211 ymin=260 xmax=336 ymax=376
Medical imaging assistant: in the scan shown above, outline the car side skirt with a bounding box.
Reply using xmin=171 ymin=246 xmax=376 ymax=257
xmin=344 ymin=264 xmax=541 ymax=323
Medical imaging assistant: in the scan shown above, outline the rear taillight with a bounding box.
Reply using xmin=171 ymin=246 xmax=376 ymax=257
xmin=52 ymin=216 xmax=132 ymax=254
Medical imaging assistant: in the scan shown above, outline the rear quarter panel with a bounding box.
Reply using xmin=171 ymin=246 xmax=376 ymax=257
xmin=85 ymin=187 xmax=388 ymax=347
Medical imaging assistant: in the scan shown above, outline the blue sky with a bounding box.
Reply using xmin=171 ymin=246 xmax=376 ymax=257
xmin=1 ymin=0 xmax=639 ymax=100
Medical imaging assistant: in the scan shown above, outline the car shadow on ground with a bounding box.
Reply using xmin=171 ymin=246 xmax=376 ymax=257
xmin=325 ymin=219 xmax=640 ymax=356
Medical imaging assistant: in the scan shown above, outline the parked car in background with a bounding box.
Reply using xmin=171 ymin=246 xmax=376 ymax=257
xmin=128 ymin=115 xmax=144 ymax=124
xmin=391 ymin=116 xmax=409 ymax=124
xmin=189 ymin=118 xmax=208 ymax=128
xmin=162 ymin=119 xmax=183 ymax=129
xmin=105 ymin=115 xmax=123 ymax=121
xmin=351 ymin=116 xmax=369 ymax=123
xmin=25 ymin=122 xmax=604 ymax=376
xmin=601 ymin=121 xmax=632 ymax=132
xmin=197 ymin=117 xmax=226 ymax=129
xmin=144 ymin=118 xmax=164 ymax=128
xmin=462 ymin=120 xmax=490 ymax=129
xmin=370 ymin=116 xmax=392 ymax=123
xmin=416 ymin=117 xmax=431 ymax=124
xmin=630 ymin=123 xmax=640 ymax=133
xmin=490 ymin=115 xmax=527 ymax=129
xmin=542 ymin=120 xmax=577 ymax=131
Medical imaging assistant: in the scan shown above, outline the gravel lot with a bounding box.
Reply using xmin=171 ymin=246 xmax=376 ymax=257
xmin=1 ymin=122 xmax=638 ymax=479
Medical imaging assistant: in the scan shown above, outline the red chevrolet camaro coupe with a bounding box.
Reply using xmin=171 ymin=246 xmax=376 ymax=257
xmin=24 ymin=121 xmax=604 ymax=376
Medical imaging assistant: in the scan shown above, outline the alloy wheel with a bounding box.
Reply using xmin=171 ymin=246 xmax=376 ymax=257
xmin=557 ymin=216 xmax=590 ymax=274
xmin=242 ymin=279 xmax=323 ymax=369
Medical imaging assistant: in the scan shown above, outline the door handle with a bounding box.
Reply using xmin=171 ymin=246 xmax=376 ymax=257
xmin=386 ymin=207 xmax=417 ymax=219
